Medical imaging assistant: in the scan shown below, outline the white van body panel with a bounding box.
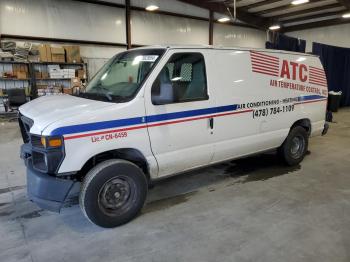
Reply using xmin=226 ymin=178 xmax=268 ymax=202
xmin=143 ymin=49 xmax=215 ymax=177
xmin=41 ymin=95 xmax=158 ymax=175
xmin=19 ymin=46 xmax=328 ymax=180
xmin=205 ymin=50 xmax=327 ymax=163
xmin=19 ymin=95 xmax=115 ymax=135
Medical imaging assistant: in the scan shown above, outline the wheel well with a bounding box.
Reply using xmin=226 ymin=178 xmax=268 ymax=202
xmin=78 ymin=148 xmax=150 ymax=182
xmin=291 ymin=119 xmax=311 ymax=136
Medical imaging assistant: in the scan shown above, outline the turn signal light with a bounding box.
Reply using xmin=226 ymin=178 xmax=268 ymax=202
xmin=41 ymin=137 xmax=63 ymax=148
xmin=48 ymin=138 xmax=62 ymax=147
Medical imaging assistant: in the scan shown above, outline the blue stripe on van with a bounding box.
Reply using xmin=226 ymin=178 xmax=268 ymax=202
xmin=50 ymin=104 xmax=238 ymax=136
xmin=50 ymin=95 xmax=326 ymax=137
xmin=145 ymin=104 xmax=237 ymax=123
xmin=298 ymin=95 xmax=325 ymax=101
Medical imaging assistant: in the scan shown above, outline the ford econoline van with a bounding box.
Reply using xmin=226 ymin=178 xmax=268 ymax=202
xmin=19 ymin=46 xmax=329 ymax=227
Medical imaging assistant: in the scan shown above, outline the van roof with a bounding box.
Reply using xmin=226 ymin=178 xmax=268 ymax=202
xmin=133 ymin=45 xmax=317 ymax=57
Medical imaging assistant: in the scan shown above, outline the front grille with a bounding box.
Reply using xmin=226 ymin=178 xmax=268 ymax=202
xmin=30 ymin=135 xmax=43 ymax=148
xmin=18 ymin=114 xmax=34 ymax=144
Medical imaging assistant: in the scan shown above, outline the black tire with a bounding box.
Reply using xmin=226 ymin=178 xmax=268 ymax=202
xmin=278 ymin=126 xmax=308 ymax=166
xmin=79 ymin=159 xmax=148 ymax=228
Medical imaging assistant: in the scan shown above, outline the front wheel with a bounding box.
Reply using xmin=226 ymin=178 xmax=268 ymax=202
xmin=80 ymin=159 xmax=148 ymax=228
xmin=278 ymin=126 xmax=308 ymax=166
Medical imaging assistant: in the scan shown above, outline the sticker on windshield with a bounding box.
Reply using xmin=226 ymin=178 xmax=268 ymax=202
xmin=132 ymin=55 xmax=158 ymax=65
xmin=139 ymin=55 xmax=159 ymax=62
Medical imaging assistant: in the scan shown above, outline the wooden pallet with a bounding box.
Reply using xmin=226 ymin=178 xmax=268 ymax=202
xmin=0 ymin=57 xmax=15 ymax=62
xmin=0 ymin=111 xmax=18 ymax=121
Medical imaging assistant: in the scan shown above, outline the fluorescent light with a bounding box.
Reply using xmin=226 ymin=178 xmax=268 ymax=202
xmin=291 ymin=0 xmax=309 ymax=5
xmin=269 ymin=25 xmax=281 ymax=30
xmin=218 ymin=17 xmax=230 ymax=23
xmin=145 ymin=5 xmax=159 ymax=11
xmin=342 ymin=13 xmax=350 ymax=18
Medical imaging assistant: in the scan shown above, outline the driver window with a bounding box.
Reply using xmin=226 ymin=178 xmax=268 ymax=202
xmin=151 ymin=53 xmax=208 ymax=105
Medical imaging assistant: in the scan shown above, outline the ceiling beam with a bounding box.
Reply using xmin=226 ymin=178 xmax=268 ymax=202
xmin=253 ymin=0 xmax=334 ymax=16
xmin=272 ymin=3 xmax=342 ymax=20
xmin=177 ymin=0 xmax=271 ymax=29
xmin=337 ymin=0 xmax=350 ymax=9
xmin=281 ymin=10 xmax=345 ymax=24
xmin=283 ymin=17 xmax=350 ymax=32
xmin=238 ymin=0 xmax=286 ymax=11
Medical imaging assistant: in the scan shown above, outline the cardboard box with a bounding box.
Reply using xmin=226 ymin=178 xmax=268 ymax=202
xmin=38 ymin=45 xmax=47 ymax=62
xmin=51 ymin=47 xmax=65 ymax=63
xmin=38 ymin=44 xmax=52 ymax=62
xmin=71 ymin=77 xmax=81 ymax=88
xmin=48 ymin=65 xmax=60 ymax=70
xmin=12 ymin=64 xmax=20 ymax=74
xmin=20 ymin=65 xmax=28 ymax=72
xmin=17 ymin=71 xmax=28 ymax=79
xmin=46 ymin=45 xmax=52 ymax=62
xmin=49 ymin=68 xmax=64 ymax=78
xmin=13 ymin=64 xmax=29 ymax=79
xmin=63 ymin=87 xmax=73 ymax=95
xmin=76 ymin=69 xmax=85 ymax=79
xmin=41 ymin=72 xmax=49 ymax=79
xmin=35 ymin=71 xmax=42 ymax=79
xmin=64 ymin=46 xmax=81 ymax=63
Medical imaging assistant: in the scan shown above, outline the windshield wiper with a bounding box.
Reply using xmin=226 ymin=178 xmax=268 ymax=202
xmin=93 ymin=83 xmax=113 ymax=101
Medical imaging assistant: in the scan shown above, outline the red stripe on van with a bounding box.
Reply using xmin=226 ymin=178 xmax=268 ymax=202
xmin=64 ymin=124 xmax=148 ymax=140
xmin=251 ymin=60 xmax=279 ymax=69
xmin=252 ymin=69 xmax=279 ymax=77
xmin=250 ymin=55 xmax=279 ymax=65
xmin=309 ymin=77 xmax=327 ymax=84
xmin=309 ymin=73 xmax=326 ymax=79
xmin=309 ymin=79 xmax=327 ymax=85
xmin=64 ymin=109 xmax=253 ymax=140
xmin=252 ymin=63 xmax=279 ymax=72
xmin=250 ymin=51 xmax=279 ymax=61
xmin=309 ymin=66 xmax=324 ymax=73
xmin=294 ymin=98 xmax=327 ymax=105
xmin=309 ymin=74 xmax=327 ymax=81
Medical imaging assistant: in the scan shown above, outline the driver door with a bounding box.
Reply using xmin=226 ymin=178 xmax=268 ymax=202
xmin=144 ymin=50 xmax=215 ymax=178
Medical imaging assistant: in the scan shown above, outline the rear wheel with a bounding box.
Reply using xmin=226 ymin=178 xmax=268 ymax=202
xmin=80 ymin=159 xmax=148 ymax=228
xmin=278 ymin=126 xmax=308 ymax=166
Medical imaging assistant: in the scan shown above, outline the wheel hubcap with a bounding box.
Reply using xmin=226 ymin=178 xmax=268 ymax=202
xmin=98 ymin=176 xmax=136 ymax=216
xmin=290 ymin=136 xmax=305 ymax=159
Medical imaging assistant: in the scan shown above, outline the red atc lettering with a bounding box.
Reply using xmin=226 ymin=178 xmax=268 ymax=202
xmin=280 ymin=60 xmax=308 ymax=82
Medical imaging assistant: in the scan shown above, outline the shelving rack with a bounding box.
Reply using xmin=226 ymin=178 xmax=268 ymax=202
xmin=0 ymin=60 xmax=88 ymax=99
xmin=31 ymin=61 xmax=88 ymax=97
xmin=0 ymin=60 xmax=33 ymax=111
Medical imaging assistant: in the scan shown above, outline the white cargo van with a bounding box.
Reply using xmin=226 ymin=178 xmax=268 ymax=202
xmin=19 ymin=46 xmax=328 ymax=227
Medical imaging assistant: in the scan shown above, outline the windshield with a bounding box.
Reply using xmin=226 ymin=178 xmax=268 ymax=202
xmin=80 ymin=48 xmax=165 ymax=102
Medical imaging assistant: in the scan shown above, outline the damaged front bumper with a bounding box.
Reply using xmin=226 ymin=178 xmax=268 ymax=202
xmin=26 ymin=161 xmax=75 ymax=212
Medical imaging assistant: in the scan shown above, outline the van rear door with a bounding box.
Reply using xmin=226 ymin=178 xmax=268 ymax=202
xmin=144 ymin=50 xmax=215 ymax=177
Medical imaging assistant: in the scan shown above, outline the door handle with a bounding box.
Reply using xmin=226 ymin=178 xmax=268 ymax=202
xmin=209 ymin=118 xmax=214 ymax=129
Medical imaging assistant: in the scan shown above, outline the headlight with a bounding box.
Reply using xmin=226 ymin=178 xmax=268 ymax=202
xmin=41 ymin=136 xmax=63 ymax=148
